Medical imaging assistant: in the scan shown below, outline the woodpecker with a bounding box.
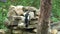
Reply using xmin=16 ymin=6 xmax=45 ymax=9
xmin=24 ymin=11 xmax=30 ymax=27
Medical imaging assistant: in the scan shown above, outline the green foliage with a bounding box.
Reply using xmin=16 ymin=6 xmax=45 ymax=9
xmin=51 ymin=17 xmax=59 ymax=22
xmin=0 ymin=0 xmax=40 ymax=29
xmin=51 ymin=0 xmax=60 ymax=22
xmin=0 ymin=0 xmax=60 ymax=29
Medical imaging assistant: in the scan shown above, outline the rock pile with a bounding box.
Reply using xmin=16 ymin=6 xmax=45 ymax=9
xmin=4 ymin=5 xmax=39 ymax=34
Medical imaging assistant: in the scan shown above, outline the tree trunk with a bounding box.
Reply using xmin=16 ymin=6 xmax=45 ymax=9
xmin=37 ymin=0 xmax=52 ymax=34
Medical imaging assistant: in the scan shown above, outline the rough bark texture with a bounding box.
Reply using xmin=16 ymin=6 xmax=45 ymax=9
xmin=37 ymin=0 xmax=51 ymax=34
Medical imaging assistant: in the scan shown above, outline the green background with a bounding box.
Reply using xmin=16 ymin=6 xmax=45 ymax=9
xmin=0 ymin=0 xmax=60 ymax=29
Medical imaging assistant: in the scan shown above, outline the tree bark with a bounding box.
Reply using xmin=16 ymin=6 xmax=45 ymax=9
xmin=37 ymin=0 xmax=52 ymax=34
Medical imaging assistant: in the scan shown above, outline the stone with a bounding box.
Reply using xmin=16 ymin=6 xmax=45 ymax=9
xmin=13 ymin=30 xmax=22 ymax=34
xmin=0 ymin=29 xmax=5 ymax=34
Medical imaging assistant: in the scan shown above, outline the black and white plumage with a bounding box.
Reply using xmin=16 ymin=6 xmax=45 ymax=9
xmin=24 ymin=11 xmax=30 ymax=27
xmin=23 ymin=11 xmax=35 ymax=27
